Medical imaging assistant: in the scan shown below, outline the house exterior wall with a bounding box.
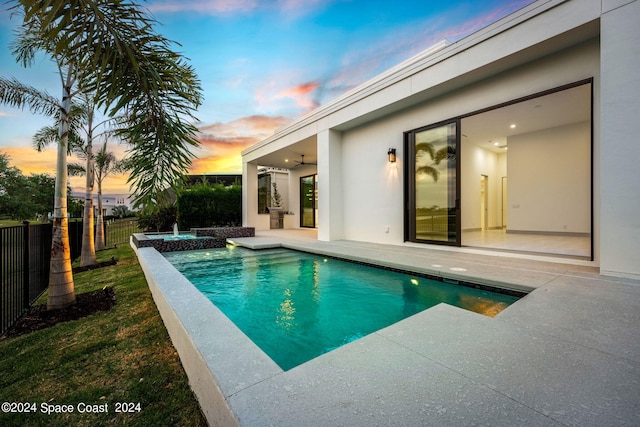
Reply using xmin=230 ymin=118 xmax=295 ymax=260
xmin=340 ymin=39 xmax=599 ymax=245
xmin=242 ymin=0 xmax=640 ymax=279
xmin=600 ymin=0 xmax=640 ymax=279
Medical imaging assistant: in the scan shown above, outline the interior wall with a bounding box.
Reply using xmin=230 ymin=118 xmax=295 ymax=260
xmin=507 ymin=121 xmax=591 ymax=234
xmin=497 ymin=153 xmax=507 ymax=227
xmin=460 ymin=141 xmax=505 ymax=231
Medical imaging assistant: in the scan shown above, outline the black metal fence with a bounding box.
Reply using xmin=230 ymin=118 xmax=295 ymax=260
xmin=0 ymin=219 xmax=138 ymax=335
xmin=2 ymin=222 xmax=53 ymax=335
xmin=105 ymin=219 xmax=141 ymax=247
xmin=0 ymin=219 xmax=141 ymax=335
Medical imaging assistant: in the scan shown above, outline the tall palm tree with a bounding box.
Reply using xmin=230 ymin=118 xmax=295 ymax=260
xmin=0 ymin=0 xmax=202 ymax=309
xmin=93 ymin=140 xmax=120 ymax=251
xmin=33 ymin=97 xmax=103 ymax=267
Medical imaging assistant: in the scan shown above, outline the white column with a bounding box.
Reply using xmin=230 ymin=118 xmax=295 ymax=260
xmin=317 ymin=129 xmax=343 ymax=241
xmin=242 ymin=161 xmax=258 ymax=228
xmin=600 ymin=0 xmax=640 ymax=279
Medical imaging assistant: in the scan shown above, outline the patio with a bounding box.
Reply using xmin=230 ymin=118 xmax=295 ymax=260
xmin=136 ymin=230 xmax=640 ymax=426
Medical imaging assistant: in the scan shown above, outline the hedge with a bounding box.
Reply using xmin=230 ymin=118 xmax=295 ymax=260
xmin=177 ymin=184 xmax=241 ymax=229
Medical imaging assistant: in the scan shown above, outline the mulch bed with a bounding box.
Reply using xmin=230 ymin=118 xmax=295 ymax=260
xmin=1 ymin=287 xmax=116 ymax=340
xmin=72 ymin=257 xmax=117 ymax=273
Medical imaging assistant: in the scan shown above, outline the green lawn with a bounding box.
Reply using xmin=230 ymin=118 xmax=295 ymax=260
xmin=0 ymin=245 xmax=207 ymax=427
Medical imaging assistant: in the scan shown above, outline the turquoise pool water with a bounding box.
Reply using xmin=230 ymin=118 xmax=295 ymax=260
xmin=164 ymin=247 xmax=520 ymax=370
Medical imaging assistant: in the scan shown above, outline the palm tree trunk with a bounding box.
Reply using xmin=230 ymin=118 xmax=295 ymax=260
xmin=80 ymin=108 xmax=96 ymax=266
xmin=80 ymin=155 xmax=96 ymax=265
xmin=95 ymin=187 xmax=105 ymax=250
xmin=47 ymin=75 xmax=75 ymax=310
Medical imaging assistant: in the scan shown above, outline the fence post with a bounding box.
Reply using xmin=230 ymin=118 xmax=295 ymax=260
xmin=23 ymin=220 xmax=30 ymax=309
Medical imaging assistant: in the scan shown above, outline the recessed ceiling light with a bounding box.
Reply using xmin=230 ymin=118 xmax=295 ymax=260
xmin=494 ymin=142 xmax=499 ymax=146
xmin=285 ymin=159 xmax=289 ymax=162
xmin=510 ymin=124 xmax=516 ymax=129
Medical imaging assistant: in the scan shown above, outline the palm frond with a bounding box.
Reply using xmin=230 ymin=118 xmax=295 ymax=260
xmin=67 ymin=162 xmax=86 ymax=176
xmin=0 ymin=77 xmax=59 ymax=116
xmin=416 ymin=165 xmax=440 ymax=182
xmin=11 ymin=0 xmax=203 ymax=208
xmin=434 ymin=146 xmax=456 ymax=164
xmin=416 ymin=142 xmax=437 ymax=160
xmin=32 ymin=125 xmax=59 ymax=152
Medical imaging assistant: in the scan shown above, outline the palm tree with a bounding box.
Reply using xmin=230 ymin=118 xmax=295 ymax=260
xmin=33 ymin=98 xmax=102 ymax=267
xmin=93 ymin=140 xmax=121 ymax=251
xmin=0 ymin=0 xmax=202 ymax=309
xmin=416 ymin=142 xmax=456 ymax=182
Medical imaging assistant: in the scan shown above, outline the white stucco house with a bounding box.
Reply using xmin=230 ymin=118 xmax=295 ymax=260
xmin=241 ymin=0 xmax=640 ymax=280
xmin=70 ymin=191 xmax=135 ymax=216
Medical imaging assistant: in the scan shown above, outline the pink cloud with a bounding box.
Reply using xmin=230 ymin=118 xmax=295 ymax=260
xmin=255 ymin=80 xmax=321 ymax=114
xmin=148 ymin=0 xmax=258 ymax=14
xmin=192 ymin=114 xmax=292 ymax=173
xmin=275 ymin=81 xmax=320 ymax=109
xmin=199 ymin=114 xmax=291 ymax=139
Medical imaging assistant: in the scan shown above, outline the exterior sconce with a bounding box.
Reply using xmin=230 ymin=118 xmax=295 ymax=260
xmin=387 ymin=148 xmax=397 ymax=163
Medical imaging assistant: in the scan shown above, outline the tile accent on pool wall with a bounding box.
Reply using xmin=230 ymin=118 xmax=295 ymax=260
xmin=132 ymin=227 xmax=255 ymax=252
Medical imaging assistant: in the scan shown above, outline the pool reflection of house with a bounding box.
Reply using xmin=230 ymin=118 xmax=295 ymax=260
xmin=242 ymin=0 xmax=640 ymax=280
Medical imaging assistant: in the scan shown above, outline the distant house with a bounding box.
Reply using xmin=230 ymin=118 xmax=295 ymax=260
xmin=242 ymin=0 xmax=640 ymax=280
xmin=70 ymin=192 xmax=135 ymax=217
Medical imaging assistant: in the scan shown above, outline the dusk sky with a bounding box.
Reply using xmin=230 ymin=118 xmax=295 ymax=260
xmin=0 ymin=0 xmax=533 ymax=194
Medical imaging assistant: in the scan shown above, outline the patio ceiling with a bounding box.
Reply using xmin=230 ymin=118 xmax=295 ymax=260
xmin=254 ymin=135 xmax=317 ymax=170
xmin=462 ymin=84 xmax=591 ymax=153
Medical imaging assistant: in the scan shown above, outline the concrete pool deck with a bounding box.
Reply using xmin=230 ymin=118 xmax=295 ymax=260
xmin=134 ymin=231 xmax=640 ymax=426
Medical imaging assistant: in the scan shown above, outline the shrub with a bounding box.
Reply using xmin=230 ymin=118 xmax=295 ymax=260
xmin=177 ymin=183 xmax=241 ymax=229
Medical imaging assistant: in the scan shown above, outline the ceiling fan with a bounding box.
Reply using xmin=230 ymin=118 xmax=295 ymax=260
xmin=292 ymin=155 xmax=317 ymax=168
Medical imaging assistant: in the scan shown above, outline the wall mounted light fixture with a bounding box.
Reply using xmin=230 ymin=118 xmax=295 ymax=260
xmin=387 ymin=148 xmax=397 ymax=163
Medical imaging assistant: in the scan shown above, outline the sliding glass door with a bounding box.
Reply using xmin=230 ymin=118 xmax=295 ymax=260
xmin=405 ymin=120 xmax=460 ymax=245
xmin=300 ymin=174 xmax=318 ymax=228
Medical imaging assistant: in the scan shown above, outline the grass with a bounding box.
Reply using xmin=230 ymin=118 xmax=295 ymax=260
xmin=0 ymin=245 xmax=207 ymax=427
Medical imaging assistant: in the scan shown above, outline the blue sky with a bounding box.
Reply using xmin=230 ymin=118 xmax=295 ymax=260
xmin=0 ymin=0 xmax=533 ymax=193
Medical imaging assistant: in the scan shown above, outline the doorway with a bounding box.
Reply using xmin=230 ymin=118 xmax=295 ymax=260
xmin=406 ymin=80 xmax=592 ymax=259
xmin=404 ymin=120 xmax=460 ymax=246
xmin=480 ymin=175 xmax=488 ymax=231
xmin=501 ymin=177 xmax=507 ymax=229
xmin=300 ymin=174 xmax=318 ymax=228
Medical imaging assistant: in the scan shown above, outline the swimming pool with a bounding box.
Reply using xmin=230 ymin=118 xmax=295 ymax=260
xmin=164 ymin=247 xmax=520 ymax=370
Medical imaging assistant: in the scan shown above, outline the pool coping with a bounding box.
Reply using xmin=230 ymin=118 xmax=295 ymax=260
xmin=134 ymin=245 xmax=282 ymax=426
xmin=132 ymin=236 xmax=640 ymax=426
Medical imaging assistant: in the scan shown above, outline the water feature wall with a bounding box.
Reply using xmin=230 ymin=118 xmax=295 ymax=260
xmin=132 ymin=227 xmax=255 ymax=252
